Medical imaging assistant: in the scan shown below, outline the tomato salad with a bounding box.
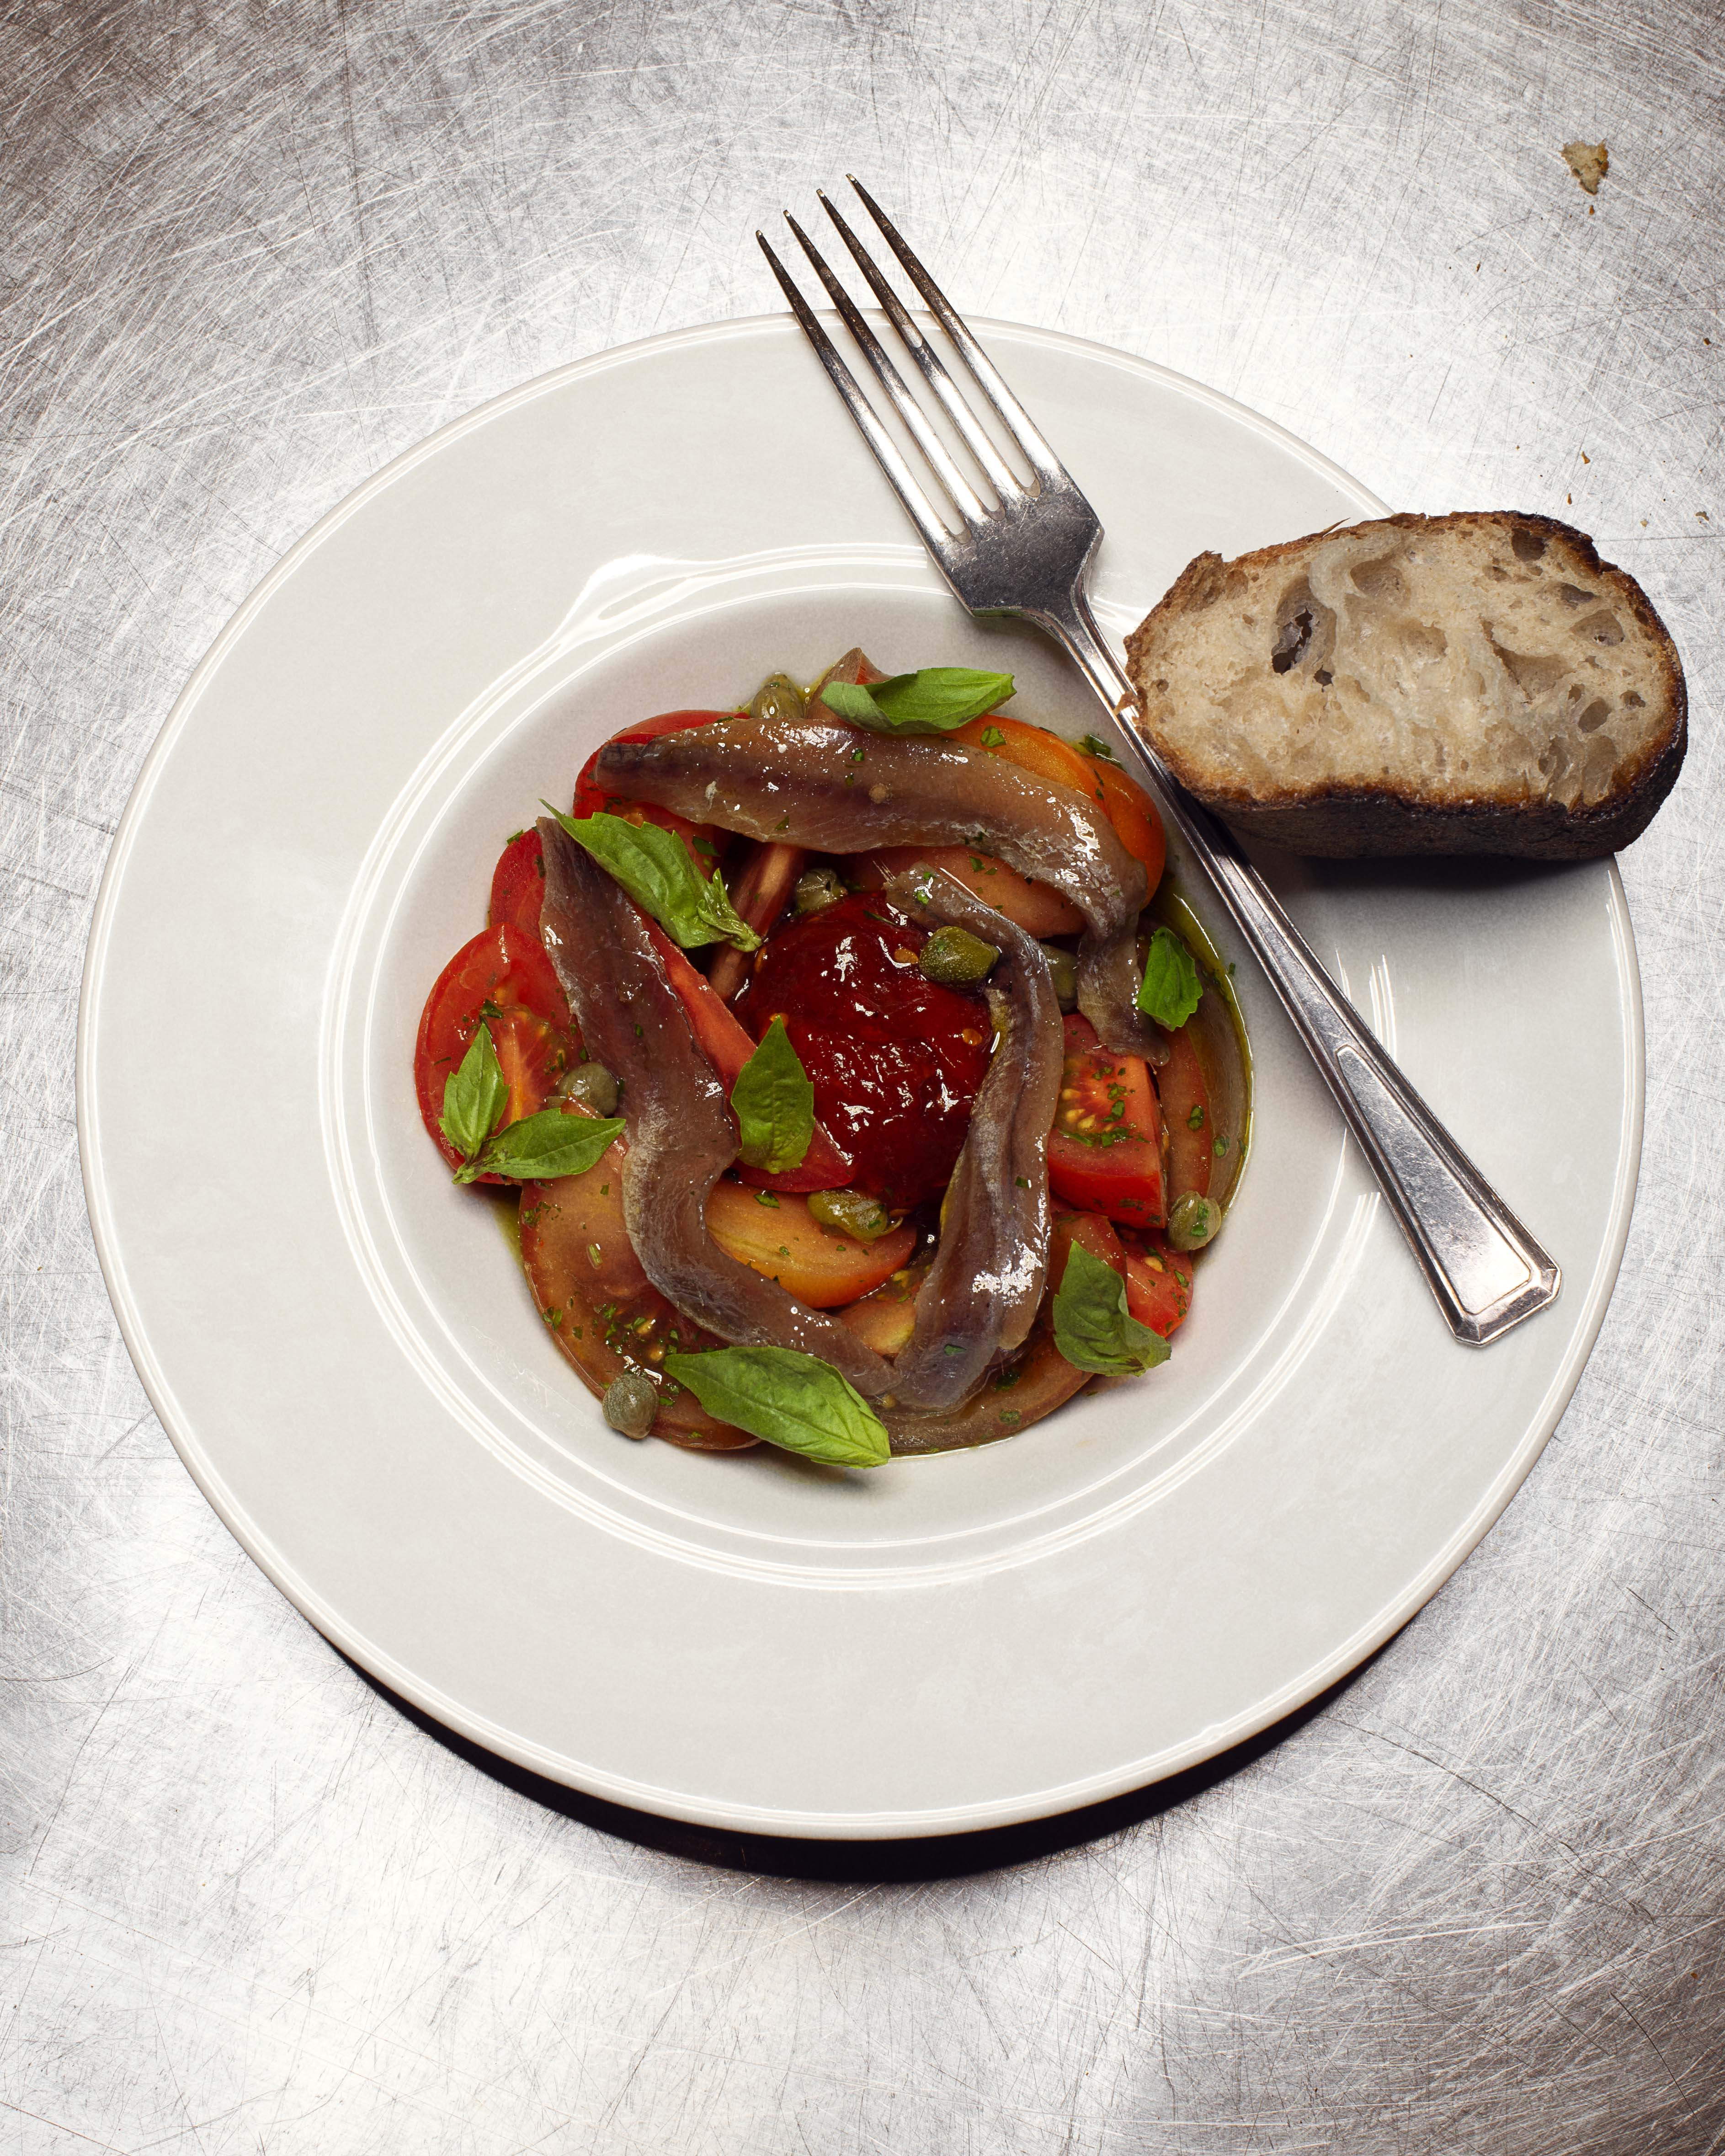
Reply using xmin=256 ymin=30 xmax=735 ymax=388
xmin=414 ymin=651 xmax=1248 ymax=1470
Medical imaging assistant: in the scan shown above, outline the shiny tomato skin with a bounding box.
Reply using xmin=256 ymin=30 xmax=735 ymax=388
xmin=488 ymin=828 xmax=545 ymax=936
xmin=1052 ymin=1208 xmax=1193 ymax=1341
xmin=571 ymin=710 xmax=735 ymax=818
xmin=705 ymin=1182 xmax=918 ymax=1307
xmin=1086 ymin=755 xmax=1166 ymax=896
xmin=1045 ymin=1014 xmax=1166 ymax=1228
xmin=952 ymin=713 xmax=1096 ymax=795
xmin=733 ymin=893 xmax=992 ymax=1211
xmin=1119 ymin=1229 xmax=1194 ymax=1338
xmin=1157 ymin=1023 xmax=1212 ymax=1204
xmin=414 ymin=924 xmax=575 ymax=1178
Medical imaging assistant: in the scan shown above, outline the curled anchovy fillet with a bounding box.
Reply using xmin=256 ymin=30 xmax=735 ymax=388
xmin=878 ymin=867 xmax=1065 ymax=1418
xmin=596 ymin=719 xmax=1163 ymax=1057
xmin=537 ymin=821 xmax=897 ymax=1398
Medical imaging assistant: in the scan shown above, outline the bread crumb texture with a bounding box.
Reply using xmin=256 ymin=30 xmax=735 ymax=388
xmin=1562 ymin=139 xmax=1608 ymax=195
xmin=1124 ymin=513 xmax=1685 ymax=859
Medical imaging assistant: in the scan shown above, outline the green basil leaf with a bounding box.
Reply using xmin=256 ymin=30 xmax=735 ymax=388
xmin=660 ymin=1345 xmax=890 ymax=1468
xmin=1052 ymin=1242 xmax=1170 ymax=1377
xmin=693 ymin=863 xmax=762 ymax=952
xmin=440 ymin=1023 xmax=509 ymax=1163
xmin=1136 ymin=927 xmax=1203 ymax=1031
xmin=543 ymin=806 xmax=759 ymax=952
xmin=820 ymin=667 xmax=1015 ymax=736
xmin=730 ymin=1016 xmax=815 ymax=1175
xmin=459 ymin=1108 xmax=625 ymax=1186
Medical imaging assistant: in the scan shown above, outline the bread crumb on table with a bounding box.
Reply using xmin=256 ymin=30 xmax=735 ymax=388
xmin=1563 ymin=140 xmax=1608 ymax=195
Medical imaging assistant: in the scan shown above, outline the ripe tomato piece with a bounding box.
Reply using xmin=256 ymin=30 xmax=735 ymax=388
xmin=1051 ymin=1206 xmax=1129 ymax=1283
xmin=1051 ymin=1209 xmax=1193 ymax=1341
xmin=1156 ymin=1022 xmax=1212 ymax=1204
xmin=1045 ymin=1013 xmax=1166 ymax=1228
xmin=1085 ymin=754 xmax=1166 ymax=896
xmin=952 ymin=713 xmax=1097 ymax=795
xmin=488 ymin=827 xmax=545 ymax=936
xmin=732 ymin=894 xmax=992 ymax=1210
xmin=1119 ymin=1229 xmax=1194 ymax=1339
xmin=705 ymin=1181 xmax=917 ymax=1306
xmin=414 ymin=924 xmax=575 ymax=1178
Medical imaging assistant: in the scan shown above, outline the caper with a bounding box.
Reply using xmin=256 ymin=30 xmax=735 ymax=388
xmin=918 ymin=924 xmax=1000 ymax=985
xmin=602 ymin=1371 xmax=658 ymax=1439
xmin=807 ymin=1187 xmax=896 ymax=1242
xmin=1038 ymin=942 xmax=1079 ymax=1011
xmin=563 ymin=1061 xmax=619 ymax=1116
xmin=793 ymin=865 xmax=847 ymax=916
xmin=1166 ymin=1192 xmax=1221 ymax=1252
xmin=750 ymin=672 xmax=806 ymax=726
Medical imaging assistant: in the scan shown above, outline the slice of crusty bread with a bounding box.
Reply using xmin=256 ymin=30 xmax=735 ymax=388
xmin=1123 ymin=512 xmax=1686 ymax=859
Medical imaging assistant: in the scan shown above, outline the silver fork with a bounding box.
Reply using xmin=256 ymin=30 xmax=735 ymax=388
xmin=759 ymin=180 xmax=1560 ymax=1347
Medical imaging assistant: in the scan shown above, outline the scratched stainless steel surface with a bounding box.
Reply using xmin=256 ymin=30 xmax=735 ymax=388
xmin=4 ymin=0 xmax=1722 ymax=2147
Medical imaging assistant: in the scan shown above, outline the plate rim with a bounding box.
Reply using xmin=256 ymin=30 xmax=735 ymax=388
xmin=76 ymin=313 xmax=1646 ymax=1838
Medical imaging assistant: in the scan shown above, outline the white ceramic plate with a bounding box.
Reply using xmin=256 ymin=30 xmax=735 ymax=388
xmin=79 ymin=317 xmax=1641 ymax=1837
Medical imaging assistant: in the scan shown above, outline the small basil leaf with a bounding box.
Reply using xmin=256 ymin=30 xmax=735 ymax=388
xmin=1136 ymin=927 xmax=1203 ymax=1031
xmin=460 ymin=1108 xmax=625 ymax=1186
xmin=1052 ymin=1242 xmax=1170 ymax=1377
xmin=441 ymin=1023 xmax=509 ymax=1163
xmin=660 ymin=1345 xmax=890 ymax=1468
xmin=820 ymin=667 xmax=1015 ymax=736
xmin=730 ymin=1017 xmax=814 ymax=1175
xmin=543 ymin=806 xmax=758 ymax=951
xmin=694 ymin=864 xmax=762 ymax=952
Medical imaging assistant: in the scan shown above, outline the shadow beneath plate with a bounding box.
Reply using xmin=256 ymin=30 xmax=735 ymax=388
xmin=341 ymin=1642 xmax=1389 ymax=1882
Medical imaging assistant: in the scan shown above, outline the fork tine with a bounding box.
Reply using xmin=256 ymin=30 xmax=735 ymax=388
xmin=783 ymin=214 xmax=988 ymax=529
xmin=756 ymin=232 xmax=956 ymax=560
xmin=846 ymin=176 xmax=1063 ymax=480
xmin=816 ymin=189 xmax=1023 ymax=504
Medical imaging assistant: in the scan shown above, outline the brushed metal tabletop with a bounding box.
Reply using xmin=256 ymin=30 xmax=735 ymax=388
xmin=4 ymin=3 xmax=1721 ymax=2150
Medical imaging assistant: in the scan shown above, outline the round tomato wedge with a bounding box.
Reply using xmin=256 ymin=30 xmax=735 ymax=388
xmin=1119 ymin=1228 xmax=1194 ymax=1338
xmin=414 ymin=924 xmax=575 ymax=1179
xmin=1045 ymin=1013 xmax=1166 ymax=1228
xmin=1052 ymin=1208 xmax=1193 ymax=1342
xmin=488 ymin=827 xmax=545 ymax=937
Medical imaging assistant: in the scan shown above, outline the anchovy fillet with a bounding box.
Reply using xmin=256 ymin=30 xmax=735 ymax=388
xmin=537 ymin=820 xmax=898 ymax=1397
xmin=595 ymin=719 xmax=1162 ymax=1058
xmin=878 ymin=868 xmax=1064 ymax=1416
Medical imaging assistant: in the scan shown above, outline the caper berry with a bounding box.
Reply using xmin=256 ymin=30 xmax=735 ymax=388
xmin=793 ymin=865 xmax=847 ymax=916
xmin=807 ymin=1187 xmax=896 ymax=1242
xmin=749 ymin=672 xmax=806 ymax=726
xmin=1038 ymin=942 xmax=1079 ymax=1011
xmin=563 ymin=1061 xmax=619 ymax=1116
xmin=918 ymin=924 xmax=1000 ymax=985
xmin=602 ymin=1371 xmax=658 ymax=1439
xmin=1166 ymin=1191 xmax=1221 ymax=1252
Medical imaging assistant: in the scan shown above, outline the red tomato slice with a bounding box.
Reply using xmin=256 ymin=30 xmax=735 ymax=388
xmin=488 ymin=827 xmax=545 ymax=937
xmin=1156 ymin=1023 xmax=1212 ymax=1204
xmin=1052 ymin=1209 xmax=1193 ymax=1341
xmin=1045 ymin=1014 xmax=1166 ymax=1228
xmin=414 ymin=925 xmax=575 ymax=1179
xmin=1119 ymin=1230 xmax=1194 ymax=1338
xmin=1085 ymin=755 xmax=1166 ymax=896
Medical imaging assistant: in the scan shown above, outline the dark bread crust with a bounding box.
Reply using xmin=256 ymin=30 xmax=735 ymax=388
xmin=1123 ymin=512 xmax=1687 ymax=861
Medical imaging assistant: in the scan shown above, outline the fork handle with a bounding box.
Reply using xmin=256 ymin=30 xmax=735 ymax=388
xmin=1040 ymin=591 xmax=1560 ymax=1346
